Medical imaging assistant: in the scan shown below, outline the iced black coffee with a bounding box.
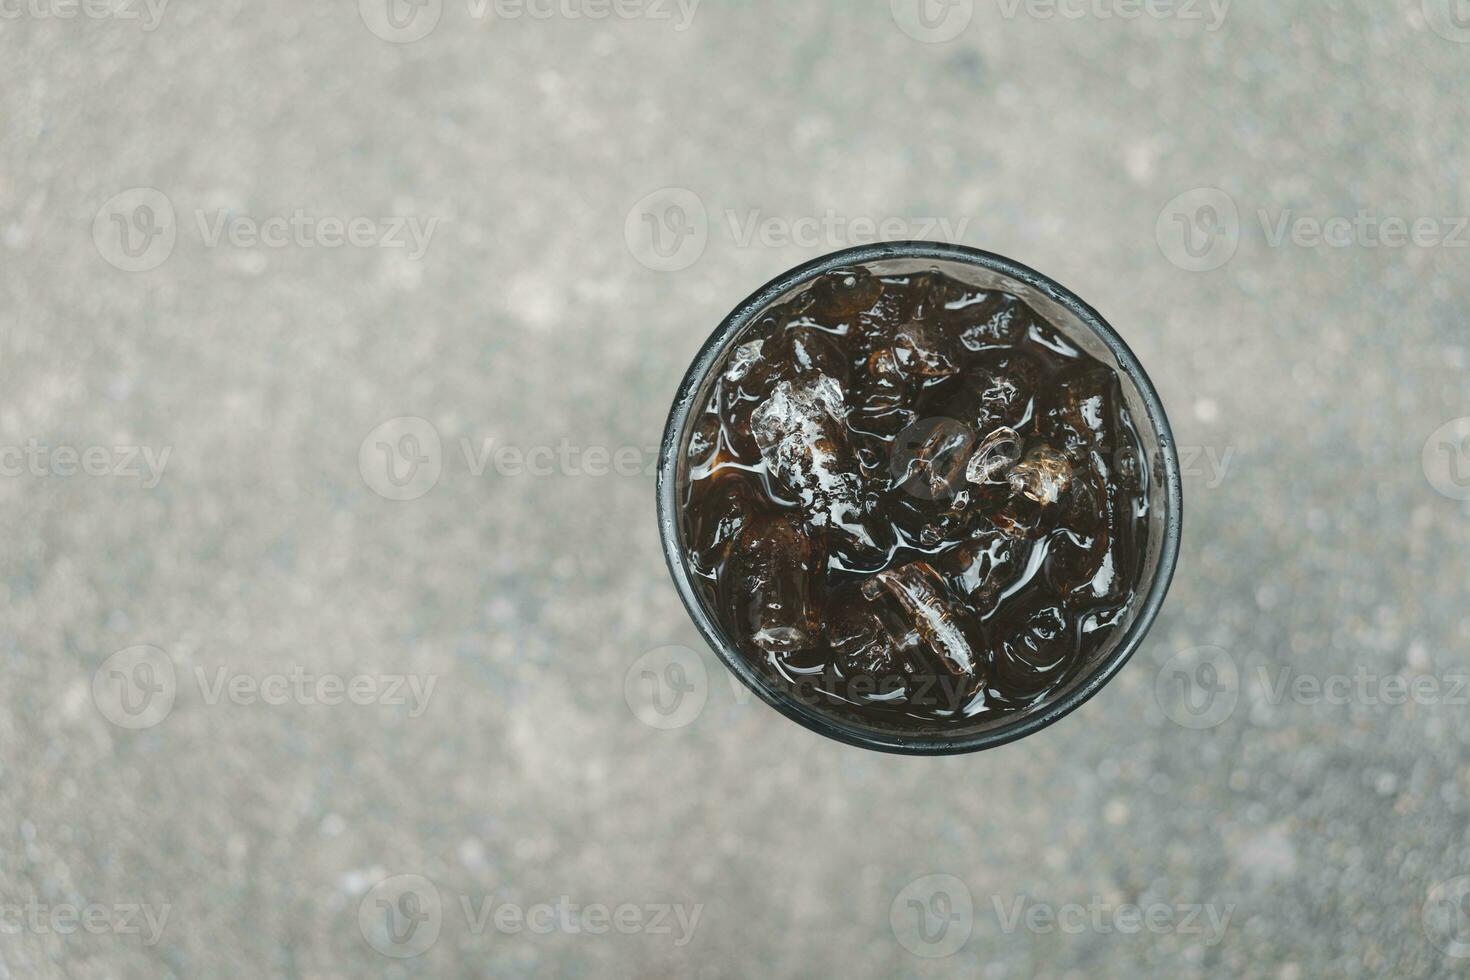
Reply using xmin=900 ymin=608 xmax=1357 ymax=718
xmin=679 ymin=265 xmax=1149 ymax=728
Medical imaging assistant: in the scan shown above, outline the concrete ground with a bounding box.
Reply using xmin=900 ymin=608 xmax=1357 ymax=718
xmin=3 ymin=0 xmax=1470 ymax=976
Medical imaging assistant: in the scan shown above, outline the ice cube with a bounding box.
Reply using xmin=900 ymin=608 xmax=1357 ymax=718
xmin=905 ymin=268 xmax=984 ymax=324
xmin=848 ymin=346 xmax=920 ymax=439
xmin=718 ymin=379 xmax=764 ymax=461
xmin=716 ymin=333 xmax=781 ymax=462
xmin=939 ymin=527 xmax=1022 ymax=613
xmin=884 ymin=490 xmax=978 ymax=551
xmin=768 ymin=325 xmax=849 ymax=386
xmin=852 ymin=279 xmax=918 ymax=346
xmin=960 ymin=306 xmax=1024 ymax=351
xmin=890 ymin=416 xmax=976 ymax=501
xmin=750 ymin=375 xmax=876 ymax=550
xmin=1046 ymin=363 xmax=1124 ymax=451
xmin=686 ymin=469 xmax=760 ymax=578
xmin=724 ymin=339 xmax=765 ymax=383
xmin=948 ymin=293 xmax=1029 ymax=351
xmin=686 ymin=410 xmax=722 ymax=468
xmin=809 ymin=268 xmax=882 ymax=319
xmin=860 ymin=561 xmax=985 ymax=682
xmin=717 ymin=324 xmax=855 ymax=462
xmin=965 ymin=426 xmax=1022 ymax=486
xmin=719 ymin=514 xmax=822 ymax=655
xmin=866 ymin=347 xmax=901 ymax=381
xmin=1007 ymin=445 xmax=1073 ymax=505
xmin=992 ymin=599 xmax=1076 ymax=701
xmin=891 ymin=321 xmax=961 ymax=379
xmin=944 ymin=350 xmax=1041 ymax=432
xmin=825 ymin=588 xmax=907 ymax=679
xmin=1045 ymin=451 xmax=1135 ymax=607
xmin=987 ymin=492 xmax=1047 ymax=539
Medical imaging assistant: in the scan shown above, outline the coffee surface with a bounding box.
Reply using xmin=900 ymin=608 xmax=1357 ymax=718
xmin=680 ymin=265 xmax=1150 ymax=728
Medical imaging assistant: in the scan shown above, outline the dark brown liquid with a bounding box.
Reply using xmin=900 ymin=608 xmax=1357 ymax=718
xmin=680 ymin=265 xmax=1149 ymax=728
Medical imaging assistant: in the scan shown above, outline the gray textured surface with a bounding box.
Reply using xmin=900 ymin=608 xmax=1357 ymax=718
xmin=3 ymin=1 xmax=1470 ymax=976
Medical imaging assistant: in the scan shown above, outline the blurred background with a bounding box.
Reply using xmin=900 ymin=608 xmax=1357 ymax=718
xmin=3 ymin=0 xmax=1470 ymax=976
